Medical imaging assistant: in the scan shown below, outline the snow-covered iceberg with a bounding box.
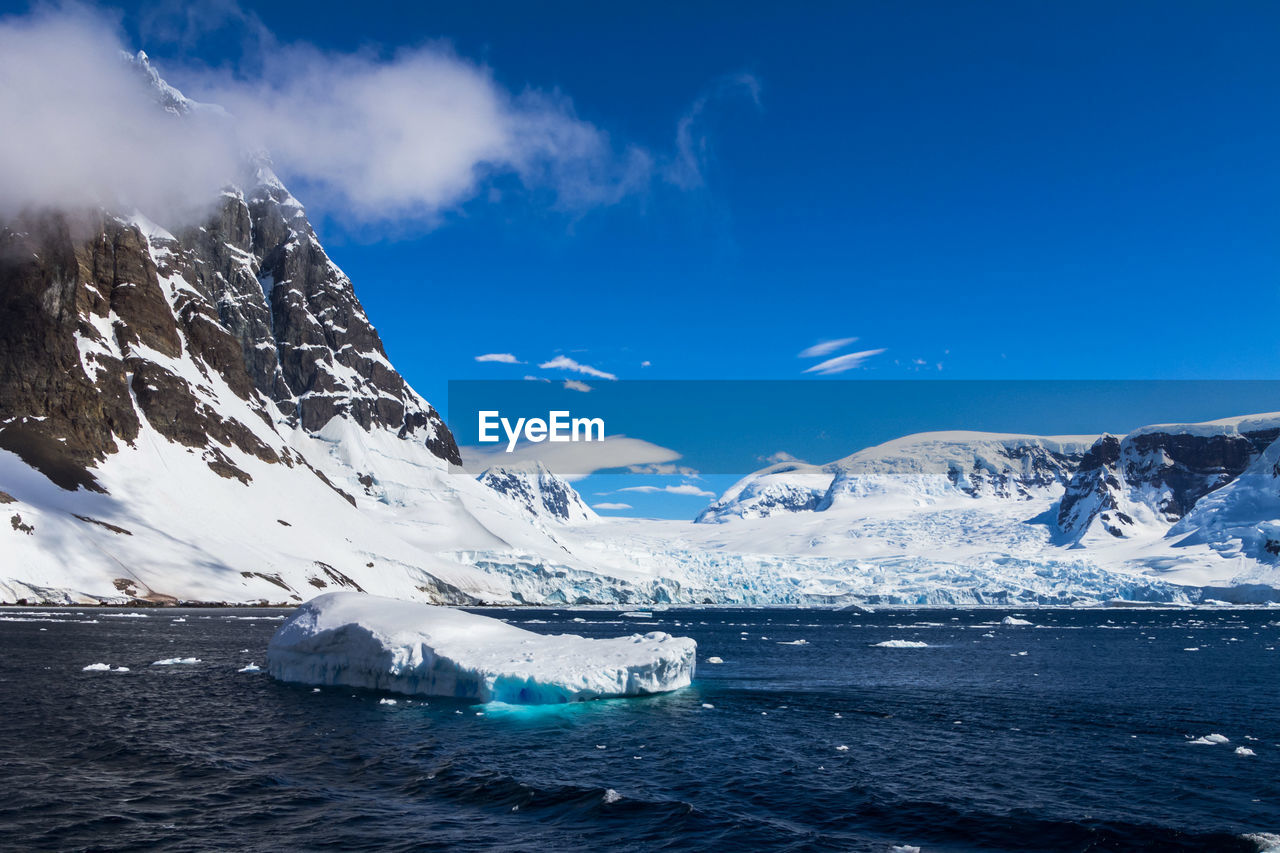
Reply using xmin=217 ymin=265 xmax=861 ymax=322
xmin=266 ymin=592 xmax=697 ymax=704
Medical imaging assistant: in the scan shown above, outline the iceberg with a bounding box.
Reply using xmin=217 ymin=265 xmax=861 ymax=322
xmin=266 ymin=592 xmax=697 ymax=704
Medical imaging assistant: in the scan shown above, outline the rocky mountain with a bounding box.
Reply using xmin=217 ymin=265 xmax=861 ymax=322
xmin=477 ymin=464 xmax=597 ymax=524
xmin=1057 ymin=417 xmax=1280 ymax=545
xmin=0 ymin=54 xmax=457 ymax=502
xmin=0 ymin=56 xmax=633 ymax=606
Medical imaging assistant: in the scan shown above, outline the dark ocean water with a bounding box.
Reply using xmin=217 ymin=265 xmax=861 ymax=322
xmin=0 ymin=606 xmax=1277 ymax=852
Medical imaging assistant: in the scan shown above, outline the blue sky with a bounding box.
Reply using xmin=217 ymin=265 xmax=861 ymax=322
xmin=6 ymin=1 xmax=1280 ymax=516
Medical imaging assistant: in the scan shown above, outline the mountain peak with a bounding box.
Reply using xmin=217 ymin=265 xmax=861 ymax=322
xmin=478 ymin=464 xmax=597 ymax=523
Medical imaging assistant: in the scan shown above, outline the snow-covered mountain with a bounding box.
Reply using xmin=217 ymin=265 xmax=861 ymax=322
xmin=0 ymin=56 xmax=642 ymax=606
xmin=698 ymin=433 xmax=1091 ymax=523
xmin=684 ymin=417 xmax=1280 ymax=603
xmin=477 ymin=464 xmax=597 ymax=524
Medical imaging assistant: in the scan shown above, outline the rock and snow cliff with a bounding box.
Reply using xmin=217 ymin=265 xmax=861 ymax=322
xmin=0 ymin=57 xmax=630 ymax=606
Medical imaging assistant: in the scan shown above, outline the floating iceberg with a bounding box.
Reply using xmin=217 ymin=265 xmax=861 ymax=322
xmin=871 ymin=640 xmax=929 ymax=648
xmin=266 ymin=592 xmax=697 ymax=704
xmin=1001 ymin=616 xmax=1033 ymax=626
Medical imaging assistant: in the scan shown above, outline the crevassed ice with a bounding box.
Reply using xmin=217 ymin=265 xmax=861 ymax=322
xmin=266 ymin=592 xmax=697 ymax=704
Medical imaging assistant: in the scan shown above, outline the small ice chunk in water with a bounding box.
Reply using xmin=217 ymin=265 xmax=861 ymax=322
xmin=1235 ymin=746 xmax=1256 ymax=756
xmin=379 ymin=698 xmax=397 ymax=705
xmin=602 ymin=789 xmax=622 ymax=804
xmin=872 ymin=640 xmax=928 ymax=648
xmin=1188 ymin=733 xmax=1230 ymax=745
xmin=238 ymin=663 xmax=261 ymax=673
xmin=891 ymin=846 xmax=922 ymax=853
xmin=83 ymin=663 xmax=111 ymax=671
xmin=777 ymin=639 xmax=808 ymax=645
xmin=1001 ymin=616 xmax=1033 ymax=626
xmin=701 ymin=703 xmax=714 ymax=709
xmin=836 ymin=745 xmax=849 ymax=751
xmin=152 ymin=657 xmax=200 ymax=666
xmin=706 ymin=656 xmax=724 ymax=664
xmin=1243 ymin=834 xmax=1280 ymax=852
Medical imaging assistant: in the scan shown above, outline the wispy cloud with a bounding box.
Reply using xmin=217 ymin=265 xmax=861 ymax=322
xmin=563 ymin=379 xmax=593 ymax=393
xmin=592 ymin=502 xmax=632 ymax=511
xmin=761 ymin=451 xmax=804 ymax=464
xmin=475 ymin=353 xmax=522 ymax=363
xmin=539 ymin=355 xmax=617 ymax=381
xmin=803 ymin=348 xmax=886 ymax=375
xmin=666 ymin=73 xmax=762 ymax=190
xmin=627 ymin=463 xmax=700 ymax=476
xmin=618 ymin=483 xmax=715 ymax=497
xmin=798 ymin=337 xmax=857 ymax=358
xmin=461 ymin=435 xmax=679 ymax=481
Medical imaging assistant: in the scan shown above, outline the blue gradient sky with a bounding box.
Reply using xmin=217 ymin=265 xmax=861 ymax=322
xmin=6 ymin=1 xmax=1279 ymax=516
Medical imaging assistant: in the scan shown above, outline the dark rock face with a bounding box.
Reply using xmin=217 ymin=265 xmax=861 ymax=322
xmin=1057 ymin=435 xmax=1125 ymax=537
xmin=1122 ymin=432 xmax=1256 ymax=520
xmin=1 ymin=212 xmax=143 ymax=490
xmin=944 ymin=444 xmax=1085 ymax=500
xmin=0 ymin=173 xmax=457 ymax=494
xmin=1058 ymin=429 xmax=1274 ymax=541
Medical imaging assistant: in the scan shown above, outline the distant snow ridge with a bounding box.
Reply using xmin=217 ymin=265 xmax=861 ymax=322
xmin=698 ymin=432 xmax=1093 ymax=522
xmin=266 ymin=592 xmax=696 ymax=703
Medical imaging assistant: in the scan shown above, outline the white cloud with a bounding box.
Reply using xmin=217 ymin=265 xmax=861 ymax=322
xmin=539 ymin=355 xmax=617 ymax=381
xmin=592 ymin=502 xmax=632 ymax=511
xmin=460 ymin=435 xmax=679 ymax=481
xmin=618 ymin=483 xmax=715 ymax=497
xmin=563 ymin=379 xmax=593 ymax=393
xmin=0 ymin=8 xmax=243 ymax=223
xmin=475 ymin=353 xmax=522 ymax=363
xmin=522 ymin=375 xmax=552 ymax=382
xmin=640 ymin=360 xmax=651 ymax=368
xmin=0 ymin=5 xmax=701 ymax=227
xmin=626 ymin=463 xmax=700 ymax=476
xmin=798 ymin=337 xmax=857 ymax=358
xmin=762 ymin=451 xmax=804 ymax=464
xmin=803 ymin=348 xmax=886 ymax=375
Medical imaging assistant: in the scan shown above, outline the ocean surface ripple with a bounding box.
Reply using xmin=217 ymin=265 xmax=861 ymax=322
xmin=0 ymin=606 xmax=1276 ymax=852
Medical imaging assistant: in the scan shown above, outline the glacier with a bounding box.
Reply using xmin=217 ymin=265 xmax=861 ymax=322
xmin=265 ymin=592 xmax=697 ymax=703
